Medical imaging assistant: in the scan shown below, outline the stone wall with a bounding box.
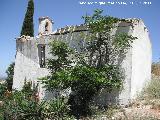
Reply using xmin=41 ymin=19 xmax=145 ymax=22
xmin=13 ymin=19 xmax=152 ymax=105
xmin=130 ymin=19 xmax=152 ymax=99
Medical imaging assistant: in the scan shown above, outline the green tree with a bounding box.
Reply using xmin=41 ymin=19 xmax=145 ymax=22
xmin=6 ymin=62 xmax=15 ymax=91
xmin=20 ymin=0 xmax=34 ymax=37
xmin=41 ymin=9 xmax=137 ymax=118
xmin=0 ymin=83 xmax=7 ymax=100
xmin=82 ymin=9 xmax=136 ymax=68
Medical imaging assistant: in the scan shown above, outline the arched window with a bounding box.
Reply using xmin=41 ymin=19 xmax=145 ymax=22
xmin=45 ymin=22 xmax=49 ymax=32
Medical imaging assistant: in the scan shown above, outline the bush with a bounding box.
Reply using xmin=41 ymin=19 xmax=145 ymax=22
xmin=41 ymin=9 xmax=136 ymax=118
xmin=152 ymin=62 xmax=160 ymax=76
xmin=0 ymin=80 xmax=74 ymax=120
xmin=44 ymin=97 xmax=74 ymax=120
xmin=5 ymin=62 xmax=15 ymax=91
xmin=0 ymin=91 xmax=74 ymax=120
xmin=1 ymin=91 xmax=45 ymax=120
xmin=142 ymin=76 xmax=160 ymax=99
xmin=0 ymin=83 xmax=7 ymax=100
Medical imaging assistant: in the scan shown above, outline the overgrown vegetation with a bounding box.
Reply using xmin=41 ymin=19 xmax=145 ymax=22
xmin=144 ymin=76 xmax=160 ymax=99
xmin=20 ymin=0 xmax=34 ymax=37
xmin=41 ymin=9 xmax=136 ymax=118
xmin=0 ymin=9 xmax=137 ymax=119
xmin=0 ymin=83 xmax=7 ymax=100
xmin=0 ymin=81 xmax=73 ymax=120
xmin=5 ymin=62 xmax=15 ymax=91
xmin=152 ymin=62 xmax=160 ymax=76
xmin=138 ymin=74 xmax=160 ymax=102
xmin=0 ymin=62 xmax=14 ymax=100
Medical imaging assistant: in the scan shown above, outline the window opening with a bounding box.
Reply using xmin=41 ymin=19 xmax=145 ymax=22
xmin=38 ymin=44 xmax=45 ymax=68
xmin=45 ymin=22 xmax=49 ymax=32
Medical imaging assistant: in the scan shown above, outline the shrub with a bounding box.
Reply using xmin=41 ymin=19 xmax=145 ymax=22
xmin=0 ymin=80 xmax=74 ymax=120
xmin=138 ymin=76 xmax=160 ymax=111
xmin=0 ymin=83 xmax=7 ymax=100
xmin=1 ymin=91 xmax=45 ymax=120
xmin=142 ymin=76 xmax=160 ymax=99
xmin=44 ymin=97 xmax=74 ymax=120
xmin=5 ymin=62 xmax=15 ymax=91
xmin=152 ymin=62 xmax=160 ymax=76
xmin=41 ymin=9 xmax=136 ymax=118
xmin=0 ymin=91 xmax=74 ymax=120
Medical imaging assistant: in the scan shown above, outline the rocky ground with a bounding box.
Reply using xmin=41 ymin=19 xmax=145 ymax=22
xmin=113 ymin=104 xmax=160 ymax=120
xmin=83 ymin=97 xmax=160 ymax=119
xmin=105 ymin=99 xmax=160 ymax=120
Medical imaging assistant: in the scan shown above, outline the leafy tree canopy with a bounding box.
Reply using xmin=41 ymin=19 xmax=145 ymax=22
xmin=40 ymin=9 xmax=137 ymax=117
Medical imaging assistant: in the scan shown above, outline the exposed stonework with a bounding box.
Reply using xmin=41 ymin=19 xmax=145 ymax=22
xmin=13 ymin=17 xmax=152 ymax=105
xmin=38 ymin=16 xmax=54 ymax=35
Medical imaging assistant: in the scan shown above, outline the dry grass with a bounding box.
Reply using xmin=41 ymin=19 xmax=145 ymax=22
xmin=96 ymin=75 xmax=160 ymax=120
xmin=152 ymin=62 xmax=160 ymax=76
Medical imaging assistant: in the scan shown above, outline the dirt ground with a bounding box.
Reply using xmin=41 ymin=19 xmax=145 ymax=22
xmin=112 ymin=102 xmax=160 ymax=120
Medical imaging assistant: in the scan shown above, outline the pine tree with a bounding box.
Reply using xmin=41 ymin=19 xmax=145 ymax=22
xmin=20 ymin=0 xmax=34 ymax=37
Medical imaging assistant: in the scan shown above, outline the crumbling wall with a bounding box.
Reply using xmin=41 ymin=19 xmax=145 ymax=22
xmin=13 ymin=36 xmax=50 ymax=99
xmin=13 ymin=19 xmax=151 ymax=105
xmin=130 ymin=19 xmax=152 ymax=99
xmin=93 ymin=20 xmax=133 ymax=105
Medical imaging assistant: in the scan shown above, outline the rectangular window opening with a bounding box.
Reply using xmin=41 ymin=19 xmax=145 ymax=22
xmin=38 ymin=44 xmax=45 ymax=68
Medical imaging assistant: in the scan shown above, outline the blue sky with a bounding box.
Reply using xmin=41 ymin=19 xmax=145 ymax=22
xmin=0 ymin=0 xmax=159 ymax=77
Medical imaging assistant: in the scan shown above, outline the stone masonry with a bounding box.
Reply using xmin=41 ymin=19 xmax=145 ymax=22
xmin=13 ymin=17 xmax=152 ymax=105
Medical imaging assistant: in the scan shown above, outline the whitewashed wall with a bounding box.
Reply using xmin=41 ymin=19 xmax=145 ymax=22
xmin=130 ymin=19 xmax=152 ymax=99
xmin=13 ymin=19 xmax=152 ymax=105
